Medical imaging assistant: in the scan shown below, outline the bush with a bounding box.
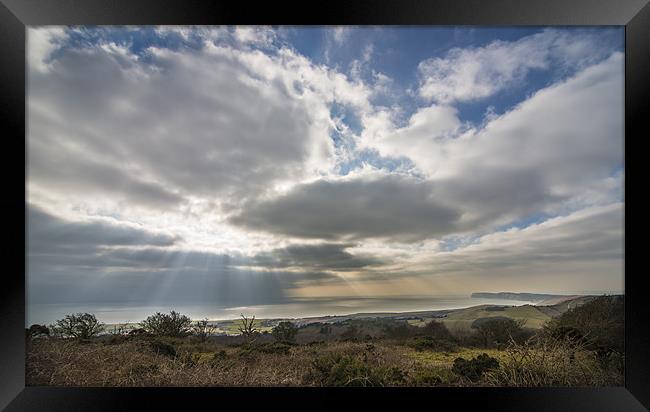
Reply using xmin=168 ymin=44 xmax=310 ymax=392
xmin=340 ymin=325 xmax=361 ymax=341
xmin=27 ymin=324 xmax=50 ymax=339
xmin=140 ymin=311 xmax=192 ymax=337
xmin=486 ymin=335 xmax=621 ymax=386
xmin=127 ymin=328 xmax=151 ymax=338
xmin=547 ymin=325 xmax=584 ymax=342
xmin=543 ymin=295 xmax=623 ymax=355
xmin=420 ymin=320 xmax=454 ymax=340
xmin=452 ymin=353 xmax=499 ymax=382
xmin=410 ymin=367 xmax=457 ymax=386
xmin=149 ymin=340 xmax=177 ymax=358
xmin=471 ymin=317 xmax=526 ymax=348
xmin=411 ymin=369 xmax=443 ymax=385
xmin=50 ymin=313 xmax=104 ymax=340
xmin=383 ymin=322 xmax=417 ymax=340
xmin=272 ymin=321 xmax=299 ymax=343
xmin=192 ymin=318 xmax=216 ymax=342
xmin=410 ymin=336 xmax=458 ymax=352
xmin=305 ymin=354 xmax=405 ymax=387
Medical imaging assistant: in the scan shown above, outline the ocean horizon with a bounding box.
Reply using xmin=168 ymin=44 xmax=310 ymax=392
xmin=26 ymin=292 xmax=621 ymax=326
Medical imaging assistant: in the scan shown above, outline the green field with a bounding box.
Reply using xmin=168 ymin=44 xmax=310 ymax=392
xmin=441 ymin=304 xmax=551 ymax=332
xmin=213 ymin=319 xmax=275 ymax=335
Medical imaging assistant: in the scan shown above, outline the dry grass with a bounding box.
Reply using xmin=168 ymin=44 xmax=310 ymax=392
xmin=26 ymin=337 xmax=446 ymax=387
xmin=26 ymin=336 xmax=623 ymax=387
xmin=485 ymin=336 xmax=623 ymax=387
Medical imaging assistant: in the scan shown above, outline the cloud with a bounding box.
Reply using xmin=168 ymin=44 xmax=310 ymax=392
xmin=362 ymin=52 xmax=624 ymax=233
xmin=289 ymin=203 xmax=624 ymax=296
xmin=252 ymin=243 xmax=386 ymax=271
xmin=332 ymin=27 xmax=352 ymax=45
xmin=28 ymin=205 xmax=180 ymax=252
xmin=416 ymin=203 xmax=624 ymax=290
xmin=27 ymin=204 xmax=341 ymax=307
xmin=233 ymin=26 xmax=277 ymax=47
xmin=25 ymin=27 xmax=624 ymax=316
xmin=418 ymin=28 xmax=620 ymax=103
xmin=27 ymin=28 xmax=375 ymax=216
xmin=324 ymin=27 xmax=355 ymax=65
xmin=27 ymin=26 xmax=69 ymax=72
xmin=230 ymin=173 xmax=461 ymax=242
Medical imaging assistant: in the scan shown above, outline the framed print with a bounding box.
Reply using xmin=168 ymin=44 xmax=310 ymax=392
xmin=1 ymin=0 xmax=648 ymax=410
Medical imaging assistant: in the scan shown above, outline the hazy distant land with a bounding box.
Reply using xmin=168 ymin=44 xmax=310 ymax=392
xmin=99 ymin=293 xmax=606 ymax=336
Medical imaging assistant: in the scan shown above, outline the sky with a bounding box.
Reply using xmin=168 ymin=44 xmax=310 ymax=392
xmin=26 ymin=26 xmax=624 ymax=323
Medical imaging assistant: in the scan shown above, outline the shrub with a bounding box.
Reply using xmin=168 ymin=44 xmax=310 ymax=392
xmin=452 ymin=353 xmax=499 ymax=382
xmin=127 ymin=328 xmax=151 ymax=338
xmin=471 ymin=317 xmax=526 ymax=348
xmin=410 ymin=336 xmax=458 ymax=352
xmin=27 ymin=324 xmax=50 ymax=339
xmin=411 ymin=369 xmax=443 ymax=385
xmin=149 ymin=339 xmax=177 ymax=358
xmin=410 ymin=367 xmax=457 ymax=386
xmin=272 ymin=321 xmax=299 ymax=343
xmin=547 ymin=325 xmax=584 ymax=342
xmin=192 ymin=318 xmax=216 ymax=342
xmin=340 ymin=325 xmax=361 ymax=341
xmin=140 ymin=311 xmax=192 ymax=337
xmin=543 ymin=295 xmax=623 ymax=355
xmin=305 ymin=354 xmax=405 ymax=387
xmin=420 ymin=320 xmax=454 ymax=340
xmin=486 ymin=335 xmax=621 ymax=386
xmin=188 ymin=352 xmax=216 ymax=365
xmin=50 ymin=313 xmax=104 ymax=340
xmin=384 ymin=322 xmax=417 ymax=340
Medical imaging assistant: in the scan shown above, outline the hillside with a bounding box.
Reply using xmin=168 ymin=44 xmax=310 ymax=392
xmin=101 ymin=294 xmax=606 ymax=339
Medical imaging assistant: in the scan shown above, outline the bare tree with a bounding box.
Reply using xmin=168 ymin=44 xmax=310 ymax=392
xmin=238 ymin=314 xmax=259 ymax=339
xmin=192 ymin=318 xmax=217 ymax=342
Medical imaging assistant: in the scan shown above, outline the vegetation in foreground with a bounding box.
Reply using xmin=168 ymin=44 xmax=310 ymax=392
xmin=26 ymin=296 xmax=624 ymax=387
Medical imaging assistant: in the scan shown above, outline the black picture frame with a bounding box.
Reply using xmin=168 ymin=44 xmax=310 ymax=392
xmin=1 ymin=0 xmax=647 ymax=410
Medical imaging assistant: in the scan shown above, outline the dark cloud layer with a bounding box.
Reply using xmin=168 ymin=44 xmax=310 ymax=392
xmin=230 ymin=175 xmax=461 ymax=242
xmin=28 ymin=206 xmax=179 ymax=251
xmin=27 ymin=205 xmax=362 ymax=306
xmin=253 ymin=243 xmax=385 ymax=270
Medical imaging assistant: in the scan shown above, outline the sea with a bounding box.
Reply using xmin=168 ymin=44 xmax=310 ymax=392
xmin=27 ymin=295 xmax=542 ymax=326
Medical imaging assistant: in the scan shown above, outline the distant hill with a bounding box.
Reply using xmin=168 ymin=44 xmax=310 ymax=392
xmin=471 ymin=292 xmax=568 ymax=302
xmin=102 ymin=294 xmax=614 ymax=337
xmin=535 ymin=295 xmax=600 ymax=317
